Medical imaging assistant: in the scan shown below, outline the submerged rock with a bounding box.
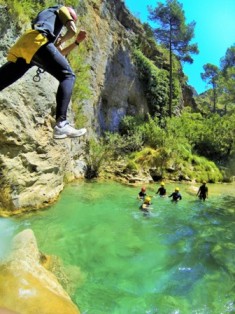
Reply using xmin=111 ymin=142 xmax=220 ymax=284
xmin=0 ymin=229 xmax=80 ymax=314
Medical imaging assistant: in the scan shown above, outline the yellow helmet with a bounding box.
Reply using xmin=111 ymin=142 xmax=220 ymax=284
xmin=145 ymin=196 xmax=151 ymax=203
xmin=175 ymin=187 xmax=180 ymax=191
xmin=160 ymin=182 xmax=165 ymax=186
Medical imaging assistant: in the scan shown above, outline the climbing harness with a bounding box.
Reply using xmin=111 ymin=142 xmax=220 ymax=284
xmin=33 ymin=67 xmax=45 ymax=82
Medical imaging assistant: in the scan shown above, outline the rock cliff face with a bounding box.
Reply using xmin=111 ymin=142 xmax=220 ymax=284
xmin=0 ymin=0 xmax=193 ymax=213
xmin=79 ymin=0 xmax=149 ymax=133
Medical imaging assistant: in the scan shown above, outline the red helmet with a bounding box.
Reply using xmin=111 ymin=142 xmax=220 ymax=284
xmin=141 ymin=187 xmax=146 ymax=192
xmin=66 ymin=7 xmax=77 ymax=21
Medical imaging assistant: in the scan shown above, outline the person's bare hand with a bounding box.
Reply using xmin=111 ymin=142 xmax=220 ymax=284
xmin=76 ymin=30 xmax=87 ymax=43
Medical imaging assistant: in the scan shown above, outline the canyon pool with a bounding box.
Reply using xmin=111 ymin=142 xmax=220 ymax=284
xmin=1 ymin=181 xmax=235 ymax=314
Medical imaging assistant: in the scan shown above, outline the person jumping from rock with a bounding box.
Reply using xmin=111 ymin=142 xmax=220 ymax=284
xmin=0 ymin=5 xmax=87 ymax=139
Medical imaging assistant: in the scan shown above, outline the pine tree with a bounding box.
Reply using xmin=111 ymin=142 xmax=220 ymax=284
xmin=148 ymin=0 xmax=199 ymax=117
xmin=220 ymin=45 xmax=235 ymax=75
xmin=201 ymin=63 xmax=220 ymax=113
xmin=219 ymin=45 xmax=235 ymax=113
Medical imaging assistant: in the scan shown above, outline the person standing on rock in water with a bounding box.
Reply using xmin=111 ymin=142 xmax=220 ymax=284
xmin=0 ymin=5 xmax=87 ymax=139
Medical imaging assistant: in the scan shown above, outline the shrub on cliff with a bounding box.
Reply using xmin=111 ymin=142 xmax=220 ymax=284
xmin=132 ymin=49 xmax=169 ymax=118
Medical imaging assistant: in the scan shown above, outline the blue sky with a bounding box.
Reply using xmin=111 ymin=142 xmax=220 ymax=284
xmin=124 ymin=0 xmax=235 ymax=94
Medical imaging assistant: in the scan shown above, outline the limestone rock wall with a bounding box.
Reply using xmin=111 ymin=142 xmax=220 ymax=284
xmin=0 ymin=74 xmax=86 ymax=213
xmin=79 ymin=0 xmax=149 ymax=133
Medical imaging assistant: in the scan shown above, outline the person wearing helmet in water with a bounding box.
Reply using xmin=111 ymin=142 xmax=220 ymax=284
xmin=169 ymin=187 xmax=182 ymax=202
xmin=139 ymin=196 xmax=152 ymax=213
xmin=197 ymin=181 xmax=208 ymax=201
xmin=138 ymin=186 xmax=147 ymax=200
xmin=0 ymin=5 xmax=87 ymax=139
xmin=156 ymin=182 xmax=166 ymax=197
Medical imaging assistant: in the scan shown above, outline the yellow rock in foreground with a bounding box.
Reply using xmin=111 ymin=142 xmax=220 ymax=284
xmin=0 ymin=229 xmax=80 ymax=314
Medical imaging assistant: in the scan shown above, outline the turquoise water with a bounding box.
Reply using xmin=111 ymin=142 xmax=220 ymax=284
xmin=1 ymin=181 xmax=235 ymax=314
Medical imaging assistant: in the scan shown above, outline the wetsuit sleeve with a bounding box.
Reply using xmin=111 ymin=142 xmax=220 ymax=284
xmin=58 ymin=6 xmax=74 ymax=25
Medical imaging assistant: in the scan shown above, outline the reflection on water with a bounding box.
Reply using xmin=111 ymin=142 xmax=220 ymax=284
xmin=1 ymin=181 xmax=235 ymax=313
xmin=0 ymin=219 xmax=16 ymax=261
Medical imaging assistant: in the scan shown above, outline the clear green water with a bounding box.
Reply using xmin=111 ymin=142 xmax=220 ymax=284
xmin=1 ymin=181 xmax=235 ymax=314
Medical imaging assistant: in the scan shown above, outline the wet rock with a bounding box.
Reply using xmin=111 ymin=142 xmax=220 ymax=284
xmin=0 ymin=229 xmax=80 ymax=314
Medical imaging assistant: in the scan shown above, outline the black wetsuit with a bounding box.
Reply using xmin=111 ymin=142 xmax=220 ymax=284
xmin=156 ymin=187 xmax=166 ymax=196
xmin=138 ymin=191 xmax=146 ymax=199
xmin=169 ymin=191 xmax=182 ymax=202
xmin=197 ymin=184 xmax=208 ymax=201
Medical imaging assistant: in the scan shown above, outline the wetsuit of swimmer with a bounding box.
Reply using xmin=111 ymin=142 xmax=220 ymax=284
xmin=169 ymin=188 xmax=182 ymax=202
xmin=156 ymin=182 xmax=166 ymax=197
xmin=197 ymin=182 xmax=208 ymax=201
xmin=138 ymin=187 xmax=146 ymax=200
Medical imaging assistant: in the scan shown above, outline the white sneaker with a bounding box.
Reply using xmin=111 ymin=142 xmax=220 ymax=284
xmin=53 ymin=122 xmax=87 ymax=139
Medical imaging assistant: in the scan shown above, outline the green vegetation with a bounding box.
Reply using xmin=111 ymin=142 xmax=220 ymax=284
xmin=91 ymin=110 xmax=234 ymax=182
xmin=0 ymin=0 xmax=53 ymax=24
xmin=0 ymin=0 xmax=81 ymax=29
xmin=84 ymin=138 xmax=110 ymax=179
xmin=132 ymin=50 xmax=169 ymax=118
xmin=69 ymin=46 xmax=91 ymax=128
xmin=198 ymin=44 xmax=235 ymax=114
xmin=0 ymin=0 xmax=79 ymax=24
xmin=201 ymin=63 xmax=220 ymax=112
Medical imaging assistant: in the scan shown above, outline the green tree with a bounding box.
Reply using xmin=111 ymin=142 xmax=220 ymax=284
xmin=220 ymin=45 xmax=235 ymax=74
xmin=148 ymin=0 xmax=199 ymax=117
xmin=200 ymin=63 xmax=220 ymax=113
xmin=219 ymin=45 xmax=235 ymax=113
xmin=166 ymin=110 xmax=204 ymax=146
xmin=194 ymin=113 xmax=235 ymax=161
xmin=219 ymin=67 xmax=235 ymax=113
